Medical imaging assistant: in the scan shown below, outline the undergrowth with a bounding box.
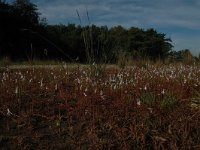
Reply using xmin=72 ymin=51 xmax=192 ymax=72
xmin=0 ymin=64 xmax=200 ymax=149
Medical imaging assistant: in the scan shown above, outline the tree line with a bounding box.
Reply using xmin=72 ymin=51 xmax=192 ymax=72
xmin=0 ymin=0 xmax=197 ymax=63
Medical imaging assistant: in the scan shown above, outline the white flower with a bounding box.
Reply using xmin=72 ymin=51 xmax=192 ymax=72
xmin=144 ymin=85 xmax=147 ymax=91
xmin=40 ymin=78 xmax=43 ymax=87
xmin=29 ymin=79 xmax=32 ymax=83
xmin=7 ymin=108 xmax=13 ymax=116
xmin=101 ymin=95 xmax=105 ymax=100
xmin=161 ymin=89 xmax=165 ymax=95
xmin=100 ymin=90 xmax=103 ymax=96
xmin=85 ymin=109 xmax=90 ymax=115
xmin=77 ymin=78 xmax=81 ymax=84
xmin=15 ymin=86 xmax=18 ymax=94
xmin=148 ymin=108 xmax=153 ymax=113
xmin=100 ymin=90 xmax=105 ymax=99
xmin=55 ymin=84 xmax=58 ymax=90
xmin=83 ymin=93 xmax=87 ymax=97
xmin=184 ymin=78 xmax=187 ymax=84
xmin=137 ymin=98 xmax=141 ymax=106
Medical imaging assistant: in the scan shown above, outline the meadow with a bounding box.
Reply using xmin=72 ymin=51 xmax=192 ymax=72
xmin=0 ymin=63 xmax=200 ymax=149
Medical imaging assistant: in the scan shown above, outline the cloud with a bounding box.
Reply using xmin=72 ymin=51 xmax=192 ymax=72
xmin=146 ymin=2 xmax=200 ymax=29
xmin=32 ymin=0 xmax=200 ymax=30
xmin=6 ymin=0 xmax=200 ymax=29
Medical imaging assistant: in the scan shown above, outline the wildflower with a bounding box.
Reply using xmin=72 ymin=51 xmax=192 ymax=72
xmin=21 ymin=76 xmax=25 ymax=82
xmin=85 ymin=109 xmax=90 ymax=115
xmin=119 ymin=80 xmax=123 ymax=85
xmin=100 ymin=90 xmax=105 ymax=99
xmin=100 ymin=90 xmax=103 ymax=96
xmin=161 ymin=89 xmax=165 ymax=95
xmin=137 ymin=98 xmax=141 ymax=106
xmin=15 ymin=86 xmax=18 ymax=94
xmin=40 ymin=78 xmax=43 ymax=87
xmin=20 ymin=75 xmax=24 ymax=80
xmin=148 ymin=107 xmax=153 ymax=113
xmin=55 ymin=84 xmax=58 ymax=90
xmin=77 ymin=78 xmax=81 ymax=84
xmin=7 ymin=108 xmax=13 ymax=116
xmin=184 ymin=78 xmax=187 ymax=84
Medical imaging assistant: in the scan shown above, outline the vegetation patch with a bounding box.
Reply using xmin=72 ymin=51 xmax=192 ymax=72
xmin=0 ymin=64 xmax=200 ymax=149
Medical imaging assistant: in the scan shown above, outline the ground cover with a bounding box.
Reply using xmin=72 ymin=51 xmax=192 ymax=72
xmin=0 ymin=64 xmax=200 ymax=149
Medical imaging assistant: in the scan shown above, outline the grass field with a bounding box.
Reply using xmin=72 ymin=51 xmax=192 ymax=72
xmin=0 ymin=63 xmax=200 ymax=149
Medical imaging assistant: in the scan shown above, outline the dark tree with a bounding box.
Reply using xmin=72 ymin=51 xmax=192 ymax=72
xmin=0 ymin=1 xmax=13 ymax=57
xmin=12 ymin=0 xmax=39 ymax=28
xmin=144 ymin=28 xmax=173 ymax=60
xmin=127 ymin=27 xmax=145 ymax=58
xmin=0 ymin=1 xmax=174 ymax=63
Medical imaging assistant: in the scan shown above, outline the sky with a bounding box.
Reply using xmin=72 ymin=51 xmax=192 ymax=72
xmin=7 ymin=0 xmax=200 ymax=56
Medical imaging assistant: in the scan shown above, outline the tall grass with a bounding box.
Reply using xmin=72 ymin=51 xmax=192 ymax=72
xmin=76 ymin=9 xmax=111 ymax=77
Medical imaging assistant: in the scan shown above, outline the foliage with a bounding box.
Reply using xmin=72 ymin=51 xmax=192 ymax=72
xmin=0 ymin=1 xmax=174 ymax=63
xmin=0 ymin=0 xmax=46 ymax=61
xmin=44 ymin=24 xmax=173 ymax=63
xmin=12 ymin=0 xmax=39 ymax=27
xmin=169 ymin=49 xmax=194 ymax=63
xmin=0 ymin=1 xmax=197 ymax=65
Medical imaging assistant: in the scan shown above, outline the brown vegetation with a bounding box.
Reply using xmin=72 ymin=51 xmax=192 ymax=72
xmin=0 ymin=64 xmax=200 ymax=149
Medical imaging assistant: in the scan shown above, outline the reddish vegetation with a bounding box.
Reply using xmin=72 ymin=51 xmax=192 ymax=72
xmin=0 ymin=65 xmax=200 ymax=149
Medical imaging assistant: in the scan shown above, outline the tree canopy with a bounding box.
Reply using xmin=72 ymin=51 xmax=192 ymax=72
xmin=0 ymin=0 xmax=43 ymax=60
xmin=0 ymin=0 xmax=185 ymax=63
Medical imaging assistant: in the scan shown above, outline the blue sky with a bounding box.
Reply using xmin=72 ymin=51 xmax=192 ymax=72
xmin=7 ymin=0 xmax=200 ymax=56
